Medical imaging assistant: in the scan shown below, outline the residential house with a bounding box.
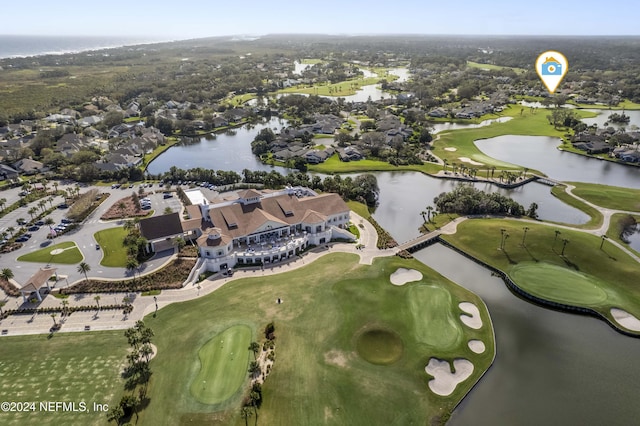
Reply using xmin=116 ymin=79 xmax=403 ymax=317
xmin=13 ymin=158 xmax=45 ymax=175
xmin=0 ymin=164 xmax=19 ymax=180
xmin=337 ymin=146 xmax=364 ymax=162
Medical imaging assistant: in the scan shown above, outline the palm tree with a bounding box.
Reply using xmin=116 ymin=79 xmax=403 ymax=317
xmin=77 ymin=262 xmax=91 ymax=283
xmin=442 ymin=159 xmax=448 ymax=173
xmin=0 ymin=197 xmax=6 ymax=211
xmin=47 ymin=196 xmax=54 ymax=208
xmin=240 ymin=406 xmax=253 ymax=426
xmin=7 ymin=227 xmax=15 ymax=238
xmin=53 ymin=181 xmax=59 ymax=194
xmin=561 ymin=238 xmax=570 ymax=256
xmin=27 ymin=207 xmax=37 ymax=221
xmin=554 ymin=230 xmax=562 ymax=247
xmin=522 ymin=227 xmax=530 ymax=246
xmin=126 ymin=257 xmax=139 ymax=279
xmin=118 ymin=201 xmax=127 ymax=218
xmin=44 ymin=217 xmax=55 ymax=227
xmin=248 ymin=341 xmax=260 ymax=359
xmin=1 ymin=268 xmax=14 ymax=282
xmin=61 ymin=300 xmax=69 ymax=316
xmin=248 ymin=361 xmax=261 ymax=377
xmin=51 ymin=313 xmax=57 ymax=326
xmin=0 ymin=300 xmax=6 ymax=316
xmin=426 ymin=206 xmax=434 ymax=222
xmin=38 ymin=199 xmax=46 ymax=213
xmin=94 ymin=295 xmax=101 ymax=309
xmin=419 ymin=211 xmax=427 ymax=223
xmin=600 ymin=235 xmax=608 ymax=250
xmin=499 ymin=228 xmax=507 ymax=250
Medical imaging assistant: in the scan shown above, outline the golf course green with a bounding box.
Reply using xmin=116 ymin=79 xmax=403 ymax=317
xmin=407 ymin=284 xmax=462 ymax=349
xmin=190 ymin=325 xmax=252 ymax=405
xmin=510 ymin=262 xmax=608 ymax=306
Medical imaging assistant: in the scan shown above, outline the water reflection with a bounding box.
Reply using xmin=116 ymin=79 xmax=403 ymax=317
xmin=431 ymin=117 xmax=513 ymax=134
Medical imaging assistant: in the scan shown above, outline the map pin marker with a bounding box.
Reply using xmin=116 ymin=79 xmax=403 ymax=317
xmin=536 ymin=50 xmax=568 ymax=94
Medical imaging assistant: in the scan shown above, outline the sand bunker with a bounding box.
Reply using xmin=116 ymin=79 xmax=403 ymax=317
xmin=390 ymin=268 xmax=423 ymax=286
xmin=611 ymin=308 xmax=640 ymax=331
xmin=444 ymin=147 xmax=457 ymax=152
xmin=468 ymin=340 xmax=486 ymax=354
xmin=458 ymin=157 xmax=484 ymax=166
xmin=459 ymin=302 xmax=482 ymax=329
xmin=425 ymin=358 xmax=474 ymax=396
xmin=50 ymin=249 xmax=64 ymax=255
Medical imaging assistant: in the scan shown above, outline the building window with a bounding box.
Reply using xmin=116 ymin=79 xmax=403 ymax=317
xmin=205 ymin=251 xmax=210 ymax=257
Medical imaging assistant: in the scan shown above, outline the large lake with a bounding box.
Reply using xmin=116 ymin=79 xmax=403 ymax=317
xmin=146 ymin=118 xmax=290 ymax=175
xmin=475 ymin=135 xmax=640 ymax=188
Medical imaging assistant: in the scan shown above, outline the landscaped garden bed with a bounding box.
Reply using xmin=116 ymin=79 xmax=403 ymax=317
xmin=60 ymin=257 xmax=196 ymax=294
xmin=101 ymin=194 xmax=152 ymax=220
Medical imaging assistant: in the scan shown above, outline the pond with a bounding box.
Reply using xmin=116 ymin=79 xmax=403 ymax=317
xmin=369 ymin=172 xmax=589 ymax=244
xmin=431 ymin=117 xmax=513 ymax=134
xmin=581 ymin=109 xmax=640 ymax=129
xmin=474 ymin=135 xmax=640 ymax=188
xmin=146 ymin=117 xmax=291 ymax=175
xmin=621 ymin=223 xmax=640 ymax=252
xmin=413 ymin=244 xmax=640 ymax=426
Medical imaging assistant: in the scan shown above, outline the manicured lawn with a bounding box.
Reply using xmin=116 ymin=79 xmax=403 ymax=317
xmin=190 ymin=325 xmax=252 ymax=405
xmin=407 ymin=284 xmax=462 ymax=349
xmin=442 ymin=218 xmax=640 ymax=323
xmin=308 ymin=154 xmax=440 ymax=174
xmin=0 ymin=332 xmax=128 ymax=426
xmin=568 ymin=182 xmax=640 ymax=212
xmin=94 ymin=227 xmax=129 ymax=267
xmin=433 ymin=105 xmax=597 ymax=170
xmin=569 ymin=99 xmax=640 ymax=110
xmin=17 ymin=241 xmax=83 ymax=264
xmin=550 ymin=185 xmax=603 ymax=229
xmin=140 ymin=254 xmax=494 ymax=425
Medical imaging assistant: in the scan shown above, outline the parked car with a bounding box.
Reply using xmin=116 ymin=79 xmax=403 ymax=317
xmin=96 ymin=244 xmax=100 ymax=250
xmin=57 ymin=203 xmax=68 ymax=209
xmin=163 ymin=193 xmax=173 ymax=199
xmin=35 ymin=220 xmax=45 ymax=226
xmin=16 ymin=236 xmax=29 ymax=242
xmin=27 ymin=225 xmax=40 ymax=232
xmin=17 ymin=218 xmax=27 ymax=225
xmin=61 ymin=218 xmax=72 ymax=224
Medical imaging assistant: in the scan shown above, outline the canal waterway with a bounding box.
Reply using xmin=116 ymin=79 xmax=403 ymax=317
xmin=413 ymin=244 xmax=640 ymax=426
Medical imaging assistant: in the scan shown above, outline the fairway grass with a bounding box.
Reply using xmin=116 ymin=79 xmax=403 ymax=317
xmin=443 ymin=219 xmax=640 ymax=327
xmin=190 ymin=325 xmax=252 ymax=405
xmin=94 ymin=227 xmax=128 ymax=267
xmin=568 ymin=182 xmax=640 ymax=212
xmin=140 ymin=254 xmax=494 ymax=425
xmin=17 ymin=241 xmax=83 ymax=264
xmin=0 ymin=332 xmax=128 ymax=426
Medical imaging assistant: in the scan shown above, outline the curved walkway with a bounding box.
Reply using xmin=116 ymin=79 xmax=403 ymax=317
xmin=2 ymin=185 xmax=639 ymax=337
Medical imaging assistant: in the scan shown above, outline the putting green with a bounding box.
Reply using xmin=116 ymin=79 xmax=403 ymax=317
xmin=189 ymin=325 xmax=252 ymax=405
xmin=356 ymin=329 xmax=404 ymax=365
xmin=407 ymin=284 xmax=462 ymax=349
xmin=510 ymin=262 xmax=608 ymax=306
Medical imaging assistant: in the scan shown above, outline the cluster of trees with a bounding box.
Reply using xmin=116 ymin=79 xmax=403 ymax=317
xmin=159 ymin=166 xmax=241 ymax=187
xmin=618 ymin=215 xmax=638 ymax=243
xmin=122 ymin=219 xmax=147 ymax=275
xmin=108 ymin=321 xmax=154 ymax=424
xmin=434 ymin=185 xmax=525 ymax=216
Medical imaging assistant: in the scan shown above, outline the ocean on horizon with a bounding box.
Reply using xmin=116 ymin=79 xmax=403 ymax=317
xmin=0 ymin=35 xmax=163 ymax=59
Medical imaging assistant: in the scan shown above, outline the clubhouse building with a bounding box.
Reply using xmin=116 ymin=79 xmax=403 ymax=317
xmin=183 ymin=187 xmax=355 ymax=272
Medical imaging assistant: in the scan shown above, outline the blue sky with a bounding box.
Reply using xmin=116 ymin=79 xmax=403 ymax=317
xmin=3 ymin=0 xmax=639 ymax=39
